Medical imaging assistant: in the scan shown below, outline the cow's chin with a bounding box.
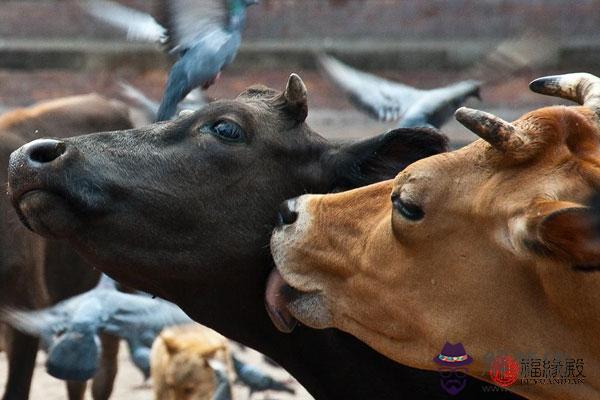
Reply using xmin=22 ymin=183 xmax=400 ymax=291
xmin=16 ymin=190 xmax=79 ymax=238
xmin=265 ymin=268 xmax=333 ymax=333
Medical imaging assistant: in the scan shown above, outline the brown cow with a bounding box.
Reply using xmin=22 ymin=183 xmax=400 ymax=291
xmin=0 ymin=94 xmax=133 ymax=400
xmin=269 ymin=73 xmax=600 ymax=400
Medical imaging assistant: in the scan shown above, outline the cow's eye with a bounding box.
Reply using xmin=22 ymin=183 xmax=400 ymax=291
xmin=210 ymin=120 xmax=245 ymax=142
xmin=392 ymin=194 xmax=424 ymax=221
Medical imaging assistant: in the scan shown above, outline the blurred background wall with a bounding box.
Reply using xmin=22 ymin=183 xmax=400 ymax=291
xmin=0 ymin=0 xmax=599 ymax=71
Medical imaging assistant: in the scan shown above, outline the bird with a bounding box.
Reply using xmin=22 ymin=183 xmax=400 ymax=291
xmin=318 ymin=32 xmax=557 ymax=129
xmin=119 ymin=80 xmax=207 ymax=122
xmin=85 ymin=0 xmax=259 ymax=121
xmin=232 ymin=355 xmax=295 ymax=398
xmin=208 ymin=359 xmax=233 ymax=400
xmin=0 ymin=274 xmax=193 ymax=381
xmin=317 ymin=54 xmax=480 ymax=129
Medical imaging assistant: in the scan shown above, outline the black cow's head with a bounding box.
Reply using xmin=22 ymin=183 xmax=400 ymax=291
xmin=8 ymin=74 xmax=446 ymax=311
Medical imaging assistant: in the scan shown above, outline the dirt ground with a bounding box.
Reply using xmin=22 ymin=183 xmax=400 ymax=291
xmin=0 ymin=341 xmax=313 ymax=400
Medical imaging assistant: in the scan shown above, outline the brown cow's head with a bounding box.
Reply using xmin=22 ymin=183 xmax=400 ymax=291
xmin=270 ymin=73 xmax=600 ymax=399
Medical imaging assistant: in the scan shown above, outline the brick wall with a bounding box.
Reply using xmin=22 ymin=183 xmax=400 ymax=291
xmin=0 ymin=0 xmax=598 ymax=42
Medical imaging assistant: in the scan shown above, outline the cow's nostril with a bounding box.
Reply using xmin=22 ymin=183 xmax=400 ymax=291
xmin=26 ymin=139 xmax=67 ymax=164
xmin=277 ymin=200 xmax=298 ymax=226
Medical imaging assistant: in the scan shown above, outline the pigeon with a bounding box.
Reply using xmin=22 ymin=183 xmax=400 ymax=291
xmin=118 ymin=80 xmax=206 ymax=121
xmin=0 ymin=274 xmax=192 ymax=381
xmin=317 ymin=54 xmax=480 ymax=129
xmin=85 ymin=0 xmax=259 ymax=121
xmin=208 ymin=359 xmax=233 ymax=400
xmin=232 ymin=355 xmax=295 ymax=398
xmin=318 ymin=32 xmax=557 ymax=129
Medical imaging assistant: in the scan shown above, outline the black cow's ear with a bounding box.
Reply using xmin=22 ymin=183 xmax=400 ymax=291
xmin=282 ymin=73 xmax=308 ymax=123
xmin=327 ymin=127 xmax=448 ymax=189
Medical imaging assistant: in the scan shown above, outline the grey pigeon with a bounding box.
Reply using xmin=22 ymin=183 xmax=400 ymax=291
xmin=208 ymin=360 xmax=233 ymax=400
xmin=85 ymin=0 xmax=259 ymax=121
xmin=317 ymin=54 xmax=480 ymax=129
xmin=0 ymin=274 xmax=192 ymax=381
xmin=232 ymin=355 xmax=295 ymax=398
xmin=318 ymin=32 xmax=558 ymax=129
xmin=119 ymin=80 xmax=206 ymax=121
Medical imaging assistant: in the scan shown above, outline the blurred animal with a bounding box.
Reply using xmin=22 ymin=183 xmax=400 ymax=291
xmin=318 ymin=54 xmax=480 ymax=128
xmin=212 ymin=367 xmax=232 ymax=400
xmin=233 ymin=355 xmax=294 ymax=398
xmin=1 ymin=274 xmax=192 ymax=383
xmin=319 ymin=32 xmax=557 ymax=129
xmin=0 ymin=94 xmax=133 ymax=400
xmin=119 ymin=81 xmax=206 ymax=123
xmin=85 ymin=0 xmax=259 ymax=121
xmin=151 ymin=324 xmax=231 ymax=400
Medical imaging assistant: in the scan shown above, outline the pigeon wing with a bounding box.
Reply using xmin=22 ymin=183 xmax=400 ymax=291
xmin=100 ymin=292 xmax=191 ymax=340
xmin=466 ymin=31 xmax=558 ymax=85
xmin=317 ymin=54 xmax=422 ymax=122
xmin=84 ymin=0 xmax=166 ymax=42
xmin=157 ymin=0 xmax=229 ymax=53
xmin=0 ymin=306 xmax=69 ymax=349
xmin=400 ymin=80 xmax=481 ymax=129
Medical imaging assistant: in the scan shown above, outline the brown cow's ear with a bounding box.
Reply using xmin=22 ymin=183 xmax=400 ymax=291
xmin=531 ymin=201 xmax=600 ymax=269
xmin=328 ymin=127 xmax=448 ymax=189
xmin=283 ymin=73 xmax=308 ymax=123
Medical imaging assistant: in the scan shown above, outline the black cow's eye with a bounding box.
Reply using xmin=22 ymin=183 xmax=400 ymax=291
xmin=210 ymin=120 xmax=245 ymax=142
xmin=392 ymin=194 xmax=424 ymax=221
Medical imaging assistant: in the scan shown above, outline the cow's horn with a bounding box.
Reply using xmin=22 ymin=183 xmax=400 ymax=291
xmin=529 ymin=73 xmax=600 ymax=116
xmin=455 ymin=107 xmax=526 ymax=153
xmin=283 ymin=73 xmax=308 ymax=123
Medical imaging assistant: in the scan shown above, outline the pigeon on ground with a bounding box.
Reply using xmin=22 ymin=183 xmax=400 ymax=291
xmin=232 ymin=355 xmax=295 ymax=398
xmin=208 ymin=360 xmax=233 ymax=400
xmin=85 ymin=0 xmax=259 ymax=121
xmin=0 ymin=274 xmax=192 ymax=381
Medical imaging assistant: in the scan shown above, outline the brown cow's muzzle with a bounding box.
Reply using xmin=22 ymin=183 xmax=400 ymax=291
xmin=266 ymin=199 xmax=301 ymax=332
xmin=8 ymin=138 xmax=82 ymax=238
xmin=267 ymin=197 xmax=333 ymax=333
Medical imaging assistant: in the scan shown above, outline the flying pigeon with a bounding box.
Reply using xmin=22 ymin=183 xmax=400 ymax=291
xmin=85 ymin=0 xmax=259 ymax=121
xmin=0 ymin=274 xmax=192 ymax=381
xmin=119 ymin=80 xmax=206 ymax=122
xmin=232 ymin=355 xmax=295 ymax=398
xmin=317 ymin=54 xmax=480 ymax=129
xmin=318 ymin=32 xmax=557 ymax=129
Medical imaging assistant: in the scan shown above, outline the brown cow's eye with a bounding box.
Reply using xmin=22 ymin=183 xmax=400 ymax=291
xmin=392 ymin=194 xmax=424 ymax=221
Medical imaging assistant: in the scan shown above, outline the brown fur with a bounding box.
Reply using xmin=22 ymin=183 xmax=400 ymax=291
xmin=271 ymin=101 xmax=600 ymax=399
xmin=151 ymin=324 xmax=231 ymax=400
xmin=0 ymin=94 xmax=133 ymax=400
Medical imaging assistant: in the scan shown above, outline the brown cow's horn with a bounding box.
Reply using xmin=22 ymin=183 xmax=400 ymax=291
xmin=455 ymin=107 xmax=525 ymax=153
xmin=529 ymin=73 xmax=600 ymax=115
xmin=283 ymin=73 xmax=308 ymax=123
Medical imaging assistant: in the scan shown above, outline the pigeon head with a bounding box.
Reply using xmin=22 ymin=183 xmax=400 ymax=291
xmin=46 ymin=329 xmax=101 ymax=381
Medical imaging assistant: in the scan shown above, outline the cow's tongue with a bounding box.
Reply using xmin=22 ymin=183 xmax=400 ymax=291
xmin=265 ymin=269 xmax=298 ymax=333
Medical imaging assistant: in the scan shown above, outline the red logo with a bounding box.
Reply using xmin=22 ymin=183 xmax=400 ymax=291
xmin=489 ymin=355 xmax=520 ymax=387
